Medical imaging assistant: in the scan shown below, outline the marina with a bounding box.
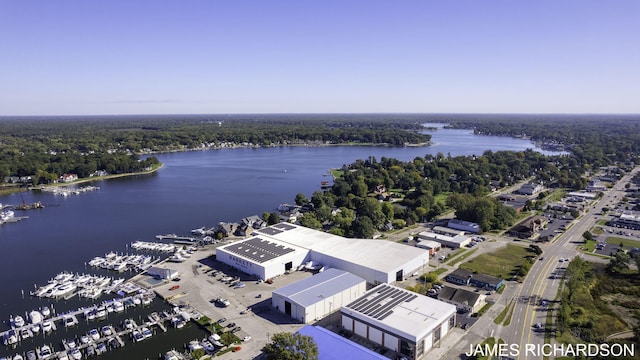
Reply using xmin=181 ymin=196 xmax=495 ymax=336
xmin=0 ymin=130 xmax=563 ymax=359
xmin=38 ymin=186 xmax=100 ymax=197
xmin=0 ymin=289 xmax=190 ymax=360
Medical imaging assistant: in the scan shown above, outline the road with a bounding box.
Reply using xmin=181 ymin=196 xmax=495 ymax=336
xmin=435 ymin=166 xmax=639 ymax=360
xmin=498 ymin=166 xmax=640 ymax=359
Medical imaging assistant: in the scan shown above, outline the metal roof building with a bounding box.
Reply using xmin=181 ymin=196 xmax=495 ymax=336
xmin=341 ymin=284 xmax=456 ymax=359
xmin=272 ymin=268 xmax=367 ymax=323
xmin=297 ymin=325 xmax=388 ymax=360
xmin=217 ymin=223 xmax=430 ymax=284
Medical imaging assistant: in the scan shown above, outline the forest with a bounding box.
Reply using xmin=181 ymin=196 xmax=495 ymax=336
xmin=2 ymin=113 xmax=640 ymax=237
xmin=290 ymin=114 xmax=640 ymax=238
xmin=0 ymin=114 xmax=430 ymax=185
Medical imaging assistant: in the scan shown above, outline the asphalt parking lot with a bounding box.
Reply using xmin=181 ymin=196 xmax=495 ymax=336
xmin=135 ymin=245 xmax=316 ymax=359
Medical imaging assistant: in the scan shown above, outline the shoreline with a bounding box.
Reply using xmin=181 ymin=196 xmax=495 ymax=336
xmin=28 ymin=163 xmax=164 ymax=191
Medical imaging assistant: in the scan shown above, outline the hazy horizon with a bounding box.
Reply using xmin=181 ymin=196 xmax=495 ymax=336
xmin=2 ymin=1 xmax=639 ymax=116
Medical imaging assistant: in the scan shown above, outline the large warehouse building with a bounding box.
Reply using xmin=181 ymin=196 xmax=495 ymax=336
xmin=341 ymin=284 xmax=457 ymax=359
xmin=216 ymin=223 xmax=430 ymax=285
xmin=272 ymin=269 xmax=367 ymax=323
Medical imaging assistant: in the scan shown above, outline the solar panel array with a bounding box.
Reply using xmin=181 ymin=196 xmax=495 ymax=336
xmin=274 ymin=223 xmax=296 ymax=231
xmin=258 ymin=227 xmax=283 ymax=236
xmin=224 ymin=237 xmax=296 ymax=263
xmin=346 ymin=284 xmax=418 ymax=321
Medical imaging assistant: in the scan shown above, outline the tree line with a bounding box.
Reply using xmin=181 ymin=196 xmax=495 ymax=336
xmin=0 ymin=114 xmax=430 ymax=185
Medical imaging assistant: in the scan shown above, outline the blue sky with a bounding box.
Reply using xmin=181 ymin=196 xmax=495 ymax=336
xmin=1 ymin=1 xmax=638 ymax=115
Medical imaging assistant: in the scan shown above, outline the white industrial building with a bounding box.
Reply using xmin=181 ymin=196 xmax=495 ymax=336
xmin=341 ymin=284 xmax=457 ymax=359
xmin=216 ymin=223 xmax=430 ymax=285
xmin=447 ymin=219 xmax=482 ymax=234
xmin=415 ymin=240 xmax=441 ymax=255
xmin=214 ymin=235 xmax=308 ymax=280
xmin=431 ymin=226 xmax=464 ymax=237
xmin=416 ymin=230 xmax=472 ymax=249
xmin=272 ymin=269 xmax=367 ymax=323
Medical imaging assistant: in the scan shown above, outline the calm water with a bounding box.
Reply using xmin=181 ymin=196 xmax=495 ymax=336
xmin=0 ymin=126 xmax=561 ymax=358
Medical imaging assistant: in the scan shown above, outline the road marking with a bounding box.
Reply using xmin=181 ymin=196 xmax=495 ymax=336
xmin=516 ymin=254 xmax=558 ymax=359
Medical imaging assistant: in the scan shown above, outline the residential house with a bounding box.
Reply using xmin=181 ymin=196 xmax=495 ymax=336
xmin=437 ymin=286 xmax=486 ymax=313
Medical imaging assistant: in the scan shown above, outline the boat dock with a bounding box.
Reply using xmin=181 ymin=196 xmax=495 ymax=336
xmin=156 ymin=234 xmax=198 ymax=242
xmin=0 ymin=292 xmax=177 ymax=358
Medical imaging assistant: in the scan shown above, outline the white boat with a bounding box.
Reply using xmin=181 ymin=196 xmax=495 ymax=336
xmin=80 ymin=335 xmax=90 ymax=345
xmin=1 ymin=209 xmax=15 ymax=222
xmin=65 ymin=338 xmax=77 ymax=349
xmin=13 ymin=354 xmax=24 ymax=360
xmin=112 ymin=301 xmax=124 ymax=313
xmin=85 ymin=345 xmax=95 ymax=358
xmin=187 ymin=340 xmax=203 ymax=352
xmin=40 ymin=306 xmax=51 ymax=318
xmin=122 ymin=318 xmax=136 ymax=330
xmin=63 ymin=315 xmax=78 ymax=328
xmin=11 ymin=315 xmax=25 ymax=328
xmin=164 ymin=350 xmax=184 ymax=360
xmin=95 ymin=343 xmax=107 ymax=355
xmin=67 ymin=349 xmax=81 ymax=360
xmin=100 ymin=326 xmax=112 ymax=337
xmin=3 ymin=330 xmax=18 ymax=346
xmin=88 ymin=257 xmax=105 ymax=267
xmin=201 ymin=339 xmax=215 ymax=353
xmin=141 ymin=327 xmax=152 ymax=339
xmin=131 ymin=329 xmax=145 ymax=342
xmin=95 ymin=306 xmax=107 ymax=318
xmin=38 ymin=345 xmax=53 ymax=359
xmin=84 ymin=309 xmax=96 ymax=321
xmin=57 ymin=351 xmax=69 ymax=360
xmin=32 ymin=283 xmax=56 ymax=297
xmin=41 ymin=321 xmax=53 ymax=333
xmin=19 ymin=327 xmax=33 ymax=340
xmin=26 ymin=350 xmax=37 ymax=360
xmin=171 ymin=317 xmax=185 ymax=329
xmin=51 ymin=272 xmax=74 ymax=284
xmin=50 ymin=283 xmax=77 ymax=298
xmin=88 ymin=329 xmax=100 ymax=341
xmin=29 ymin=310 xmax=43 ymax=325
xmin=191 ymin=227 xmax=205 ymax=235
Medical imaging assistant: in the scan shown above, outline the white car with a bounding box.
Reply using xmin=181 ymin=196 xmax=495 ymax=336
xmin=243 ymin=336 xmax=252 ymax=342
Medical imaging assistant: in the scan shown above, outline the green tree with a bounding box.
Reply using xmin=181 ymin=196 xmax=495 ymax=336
xmin=295 ymin=193 xmax=308 ymax=206
xmin=299 ymin=213 xmax=322 ymax=230
xmin=351 ymin=216 xmax=375 ymax=238
xmin=190 ymin=348 xmax=205 ymax=359
xmin=263 ymin=332 xmax=319 ymax=360
xmin=582 ymin=231 xmax=593 ymax=242
xmin=268 ymin=212 xmax=281 ymax=225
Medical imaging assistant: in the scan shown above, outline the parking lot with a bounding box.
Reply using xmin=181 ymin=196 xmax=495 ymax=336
xmin=137 ymin=245 xmax=317 ymax=359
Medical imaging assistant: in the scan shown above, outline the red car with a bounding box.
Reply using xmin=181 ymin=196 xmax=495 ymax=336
xmin=169 ymin=285 xmax=180 ymax=291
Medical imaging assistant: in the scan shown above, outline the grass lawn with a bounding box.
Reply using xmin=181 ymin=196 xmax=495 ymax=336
xmin=460 ymin=244 xmax=533 ymax=279
xmin=445 ymin=248 xmax=475 ymax=266
xmin=605 ymin=236 xmax=640 ymax=248
xmin=494 ymin=299 xmax=515 ymax=326
xmin=330 ymin=169 xmax=344 ymax=178
xmin=433 ymin=192 xmax=451 ymax=207
xmin=580 ymin=239 xmax=597 ymax=252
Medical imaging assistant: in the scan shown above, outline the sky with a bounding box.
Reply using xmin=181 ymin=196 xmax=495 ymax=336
xmin=1 ymin=1 xmax=638 ymax=116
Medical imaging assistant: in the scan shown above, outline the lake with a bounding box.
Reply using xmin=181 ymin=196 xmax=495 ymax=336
xmin=0 ymin=125 xmax=562 ymax=358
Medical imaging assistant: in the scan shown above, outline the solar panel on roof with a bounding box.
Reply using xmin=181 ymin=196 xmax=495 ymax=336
xmin=346 ymin=284 xmax=421 ymax=320
xmin=259 ymin=227 xmax=283 ymax=236
xmin=274 ymin=223 xmax=295 ymax=231
xmin=224 ymin=237 xmax=296 ymax=263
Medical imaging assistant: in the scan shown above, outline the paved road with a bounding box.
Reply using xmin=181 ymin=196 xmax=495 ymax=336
xmin=435 ymin=166 xmax=639 ymax=360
